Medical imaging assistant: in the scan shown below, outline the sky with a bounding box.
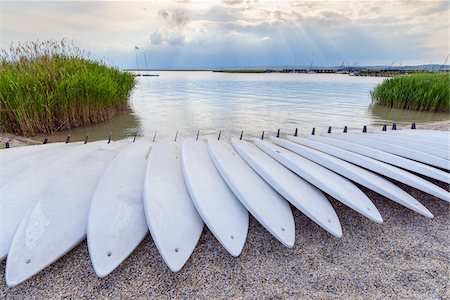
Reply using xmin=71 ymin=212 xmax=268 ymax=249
xmin=0 ymin=0 xmax=448 ymax=69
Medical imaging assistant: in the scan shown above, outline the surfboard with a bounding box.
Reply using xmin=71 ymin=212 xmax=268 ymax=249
xmin=181 ymin=138 xmax=249 ymax=256
xmin=0 ymin=141 xmax=62 ymax=159
xmin=1 ymin=142 xmax=83 ymax=187
xmin=342 ymin=133 xmax=449 ymax=160
xmin=253 ymin=139 xmax=383 ymax=223
xmin=383 ymin=129 xmax=449 ymax=139
xmin=322 ymin=133 xmax=449 ymax=170
xmin=377 ymin=132 xmax=448 ymax=150
xmin=231 ymin=138 xmax=342 ymax=238
xmin=207 ymin=138 xmax=295 ymax=248
xmin=385 ymin=131 xmax=449 ymax=146
xmin=87 ymin=140 xmax=151 ymax=277
xmin=143 ymin=138 xmax=203 ymax=272
xmin=0 ymin=141 xmax=109 ymax=261
xmin=5 ymin=141 xmax=125 ymax=287
xmin=0 ymin=141 xmax=70 ymax=162
xmin=288 ymin=136 xmax=450 ymax=203
xmin=305 ymin=135 xmax=450 ymax=184
xmin=272 ymin=137 xmax=433 ymax=218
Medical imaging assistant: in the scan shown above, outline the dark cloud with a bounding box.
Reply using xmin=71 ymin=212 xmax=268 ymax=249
xmin=222 ymin=0 xmax=244 ymax=5
xmin=158 ymin=9 xmax=169 ymax=19
xmin=149 ymin=31 xmax=163 ymax=45
xmin=167 ymin=34 xmax=185 ymax=46
xmin=171 ymin=9 xmax=190 ymax=26
xmin=158 ymin=8 xmax=190 ymax=27
xmin=0 ymin=0 xmax=446 ymax=68
xmin=418 ymin=1 xmax=448 ymax=16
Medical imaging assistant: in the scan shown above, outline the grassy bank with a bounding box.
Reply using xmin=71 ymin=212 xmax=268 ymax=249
xmin=370 ymin=73 xmax=449 ymax=112
xmin=0 ymin=40 xmax=135 ymax=135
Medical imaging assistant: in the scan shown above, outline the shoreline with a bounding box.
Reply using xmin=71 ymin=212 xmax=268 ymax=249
xmin=1 ymin=120 xmax=448 ymax=148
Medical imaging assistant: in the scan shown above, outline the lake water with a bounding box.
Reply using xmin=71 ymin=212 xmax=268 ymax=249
xmin=38 ymin=71 xmax=449 ymax=142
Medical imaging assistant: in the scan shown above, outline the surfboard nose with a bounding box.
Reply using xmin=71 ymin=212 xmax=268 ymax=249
xmin=224 ymin=230 xmax=248 ymax=257
xmin=0 ymin=245 xmax=9 ymax=262
xmin=420 ymin=208 xmax=434 ymax=219
xmin=412 ymin=202 xmax=434 ymax=219
xmin=327 ymin=221 xmax=343 ymax=238
xmin=276 ymin=218 xmax=296 ymax=248
xmin=366 ymin=204 xmax=383 ymax=224
xmin=5 ymin=256 xmax=37 ymax=287
xmin=90 ymin=250 xmax=118 ymax=278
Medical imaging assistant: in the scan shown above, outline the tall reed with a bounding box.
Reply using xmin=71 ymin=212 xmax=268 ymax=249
xmin=370 ymin=73 xmax=449 ymax=112
xmin=0 ymin=40 xmax=135 ymax=135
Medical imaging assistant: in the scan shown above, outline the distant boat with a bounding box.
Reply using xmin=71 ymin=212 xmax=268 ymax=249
xmin=134 ymin=74 xmax=159 ymax=77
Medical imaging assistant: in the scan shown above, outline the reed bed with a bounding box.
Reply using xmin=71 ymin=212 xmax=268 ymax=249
xmin=0 ymin=40 xmax=135 ymax=135
xmin=371 ymin=73 xmax=450 ymax=112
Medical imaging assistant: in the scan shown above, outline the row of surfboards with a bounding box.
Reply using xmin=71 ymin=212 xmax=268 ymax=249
xmin=0 ymin=128 xmax=449 ymax=287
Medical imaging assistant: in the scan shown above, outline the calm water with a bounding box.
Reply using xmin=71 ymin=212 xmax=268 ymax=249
xmin=38 ymin=71 xmax=449 ymax=142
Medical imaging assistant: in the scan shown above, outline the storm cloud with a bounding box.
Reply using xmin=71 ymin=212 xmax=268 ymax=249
xmin=0 ymin=1 xmax=447 ymax=69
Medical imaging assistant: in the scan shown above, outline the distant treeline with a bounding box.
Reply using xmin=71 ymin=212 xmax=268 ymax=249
xmin=0 ymin=40 xmax=136 ymax=136
xmin=213 ymin=69 xmax=272 ymax=73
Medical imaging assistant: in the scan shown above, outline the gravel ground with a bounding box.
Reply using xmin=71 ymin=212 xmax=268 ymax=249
xmin=1 ymin=122 xmax=449 ymax=299
xmin=0 ymin=133 xmax=40 ymax=148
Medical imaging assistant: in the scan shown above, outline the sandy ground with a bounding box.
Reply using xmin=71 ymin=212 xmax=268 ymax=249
xmin=1 ymin=121 xmax=449 ymax=299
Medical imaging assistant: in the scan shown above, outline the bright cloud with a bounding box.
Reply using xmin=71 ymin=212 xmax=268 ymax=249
xmin=0 ymin=0 xmax=448 ymax=68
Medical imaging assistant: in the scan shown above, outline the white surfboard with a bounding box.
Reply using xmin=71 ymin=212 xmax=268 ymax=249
xmin=377 ymin=132 xmax=448 ymax=150
xmin=0 ymin=142 xmax=62 ymax=162
xmin=143 ymin=138 xmax=203 ymax=272
xmin=0 ymin=141 xmax=109 ymax=261
xmin=273 ymin=137 xmax=433 ymax=218
xmin=0 ymin=141 xmax=70 ymax=162
xmin=344 ymin=133 xmax=449 ymax=160
xmin=382 ymin=130 xmax=449 ymax=149
xmin=87 ymin=140 xmax=151 ymax=277
xmin=5 ymin=141 xmax=125 ymax=287
xmin=1 ymin=142 xmax=83 ymax=187
xmin=231 ymin=138 xmax=342 ymax=238
xmin=288 ymin=136 xmax=450 ymax=203
xmin=324 ymin=133 xmax=449 ymax=170
xmin=383 ymin=129 xmax=449 ymax=139
xmin=254 ymin=139 xmax=383 ymax=224
xmin=181 ymin=138 xmax=249 ymax=256
xmin=305 ymin=135 xmax=450 ymax=184
xmin=207 ymin=138 xmax=295 ymax=248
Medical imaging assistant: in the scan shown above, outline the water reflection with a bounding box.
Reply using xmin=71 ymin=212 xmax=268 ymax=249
xmin=38 ymin=71 xmax=449 ymax=142
xmin=369 ymin=105 xmax=449 ymax=126
xmin=35 ymin=108 xmax=140 ymax=142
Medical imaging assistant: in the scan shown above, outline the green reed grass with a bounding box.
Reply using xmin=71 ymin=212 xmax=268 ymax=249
xmin=0 ymin=40 xmax=135 ymax=135
xmin=370 ymin=73 xmax=450 ymax=112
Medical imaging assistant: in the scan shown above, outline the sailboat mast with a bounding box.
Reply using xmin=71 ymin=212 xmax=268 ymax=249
xmin=144 ymin=52 xmax=148 ymax=70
